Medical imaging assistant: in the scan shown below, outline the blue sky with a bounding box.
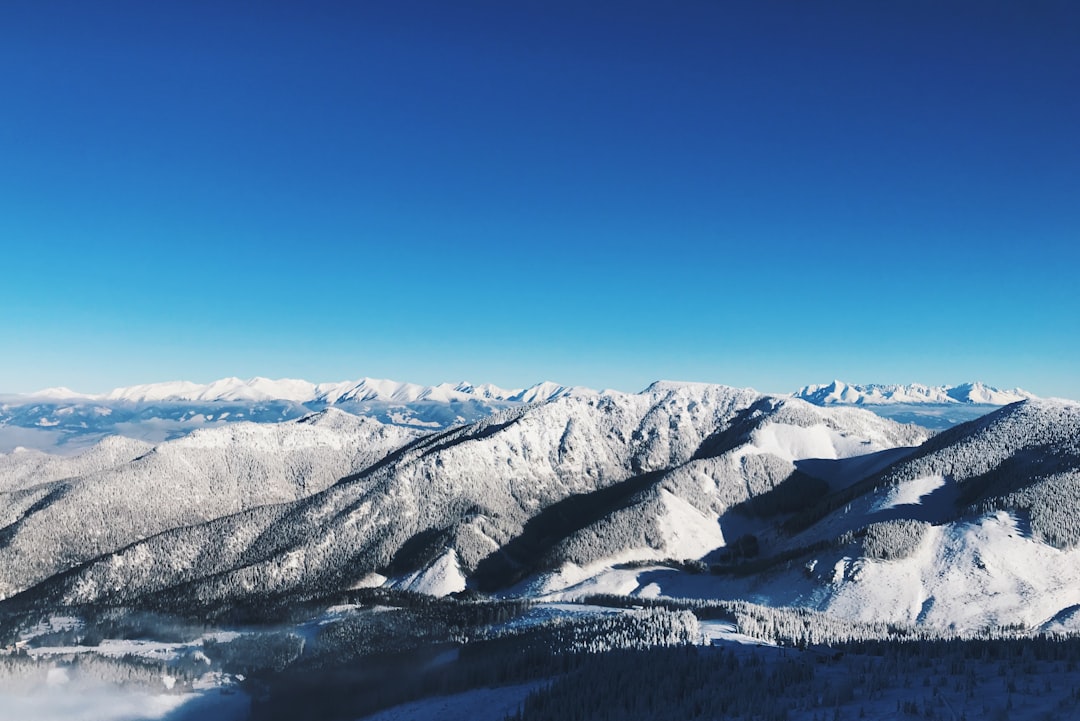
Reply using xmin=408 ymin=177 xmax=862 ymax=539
xmin=2 ymin=1 xmax=1078 ymax=397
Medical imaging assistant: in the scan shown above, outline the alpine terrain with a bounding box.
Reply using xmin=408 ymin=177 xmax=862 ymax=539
xmin=2 ymin=379 xmax=1078 ymax=721
xmin=0 ymin=376 xmax=1033 ymax=452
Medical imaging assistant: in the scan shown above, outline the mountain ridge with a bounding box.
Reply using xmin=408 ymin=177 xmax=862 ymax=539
xmin=0 ymin=376 xmax=1052 ymax=455
xmin=20 ymin=376 xmax=585 ymax=405
xmin=17 ymin=375 xmax=1041 ymax=407
xmin=793 ymin=379 xmax=1037 ymax=406
xmin=2 ymin=386 xmax=1079 ymax=635
xmin=0 ymin=386 xmax=929 ymax=610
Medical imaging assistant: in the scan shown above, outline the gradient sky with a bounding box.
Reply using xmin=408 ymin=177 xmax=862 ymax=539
xmin=2 ymin=1 xmax=1078 ymax=397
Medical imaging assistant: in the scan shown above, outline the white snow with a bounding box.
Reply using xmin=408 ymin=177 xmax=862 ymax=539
xmin=743 ymin=423 xmax=874 ymax=462
xmin=514 ymin=489 xmax=733 ymax=599
xmin=815 ymin=511 xmax=1080 ymax=630
xmin=522 ymin=503 xmax=1080 ymax=635
xmin=0 ymin=415 xmax=417 ymax=599
xmin=526 ymin=557 xmax=666 ymax=598
xmin=390 ymin=549 xmax=467 ymax=597
xmin=386 ymin=411 xmax=441 ymax=427
xmin=637 ymin=582 xmax=662 ymax=598
xmin=3 ymin=379 xmax=1072 ymax=641
xmin=654 ymin=489 xmax=726 ymax=559
xmin=644 ymin=380 xmax=753 ymax=394
xmin=871 ymin=475 xmax=946 ymax=511
xmin=349 ymin=572 xmax=388 ymax=590
xmin=699 ymin=620 xmax=776 ymax=647
xmin=17 ymin=376 xmax=1047 ymax=411
xmin=19 ymin=616 xmax=84 ymax=642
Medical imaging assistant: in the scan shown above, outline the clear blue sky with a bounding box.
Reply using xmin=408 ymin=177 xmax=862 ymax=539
xmin=2 ymin=1 xmax=1078 ymax=397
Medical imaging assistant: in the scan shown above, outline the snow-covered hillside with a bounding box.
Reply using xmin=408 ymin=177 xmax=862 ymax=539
xmin=0 ymin=435 xmax=151 ymax=493
xmin=536 ymin=399 xmax=1080 ymax=633
xmin=0 ymin=410 xmax=417 ymax=599
xmin=789 ymin=400 xmax=1080 ymax=631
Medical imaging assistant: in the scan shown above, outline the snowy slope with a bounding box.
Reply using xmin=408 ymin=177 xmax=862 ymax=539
xmin=544 ymin=399 xmax=1080 ymax=633
xmin=817 ymin=510 xmax=1080 ymax=629
xmin=389 ymin=549 xmax=468 ymax=597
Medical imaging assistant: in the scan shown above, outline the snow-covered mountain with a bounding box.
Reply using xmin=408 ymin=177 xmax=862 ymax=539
xmin=0 ymin=410 xmax=418 ymax=599
xmin=533 ymin=398 xmax=1080 ymax=632
xmin=794 ymin=380 xmax=1037 ymax=406
xmin=1 ymin=376 xmax=1041 ymax=455
xmin=1 ymin=383 xmax=927 ymax=610
xmin=0 ymin=376 xmax=586 ymax=453
xmin=790 ymin=381 xmax=1040 ymax=430
xmin=23 ymin=376 xmax=580 ymax=405
xmin=4 ymin=378 xmax=1078 ymax=635
xmin=0 ymin=383 xmax=754 ymax=604
xmin=20 ymin=376 xmax=1038 ymax=407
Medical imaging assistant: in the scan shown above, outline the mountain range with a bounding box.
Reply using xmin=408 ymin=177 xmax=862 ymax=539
xmin=26 ymin=377 xmax=578 ymax=405
xmin=0 ymin=377 xmax=584 ymax=454
xmin=792 ymin=380 xmax=1036 ymax=406
xmin=21 ymin=376 xmax=1034 ymax=406
xmin=0 ymin=376 xmax=1038 ymax=453
xmin=3 ymin=379 xmax=1078 ymax=635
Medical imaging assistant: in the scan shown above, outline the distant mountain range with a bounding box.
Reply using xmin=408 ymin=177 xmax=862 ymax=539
xmin=791 ymin=381 xmax=1040 ymax=430
xmin=0 ymin=377 xmax=586 ymax=453
xmin=20 ymin=376 xmax=1038 ymax=407
xmin=0 ymin=376 xmax=1044 ymax=453
xmin=792 ymin=380 xmax=1036 ymax=406
xmin=26 ymin=376 xmax=579 ymax=405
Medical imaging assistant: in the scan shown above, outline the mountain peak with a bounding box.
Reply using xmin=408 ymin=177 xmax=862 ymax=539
xmin=642 ymin=380 xmax=754 ymax=395
xmin=28 ymin=386 xmax=95 ymax=400
xmin=509 ymin=381 xmax=578 ymax=404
